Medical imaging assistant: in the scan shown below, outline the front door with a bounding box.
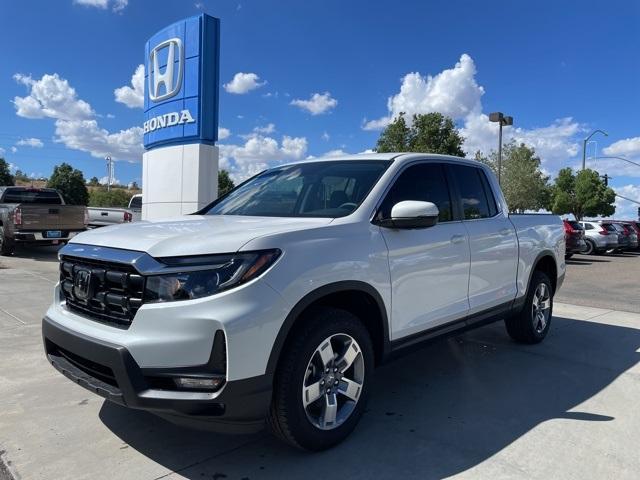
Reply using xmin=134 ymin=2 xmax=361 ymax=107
xmin=377 ymin=162 xmax=471 ymax=340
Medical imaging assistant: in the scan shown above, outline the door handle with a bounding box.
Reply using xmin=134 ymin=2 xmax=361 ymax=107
xmin=499 ymin=228 xmax=512 ymax=236
xmin=451 ymin=234 xmax=465 ymax=244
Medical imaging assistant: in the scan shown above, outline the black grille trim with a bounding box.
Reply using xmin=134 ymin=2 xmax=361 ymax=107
xmin=60 ymin=255 xmax=146 ymax=329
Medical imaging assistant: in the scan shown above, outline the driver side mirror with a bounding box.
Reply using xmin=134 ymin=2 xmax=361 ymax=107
xmin=378 ymin=201 xmax=439 ymax=229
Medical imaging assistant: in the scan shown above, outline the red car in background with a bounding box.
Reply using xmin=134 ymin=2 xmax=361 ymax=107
xmin=563 ymin=219 xmax=586 ymax=259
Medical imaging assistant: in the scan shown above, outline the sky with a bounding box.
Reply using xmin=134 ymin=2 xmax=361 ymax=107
xmin=0 ymin=0 xmax=639 ymax=217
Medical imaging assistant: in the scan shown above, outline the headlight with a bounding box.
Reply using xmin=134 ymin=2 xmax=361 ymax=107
xmin=144 ymin=249 xmax=281 ymax=303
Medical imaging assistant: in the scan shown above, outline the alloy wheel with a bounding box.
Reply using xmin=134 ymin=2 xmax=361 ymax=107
xmin=302 ymin=333 xmax=365 ymax=431
xmin=531 ymin=283 xmax=551 ymax=333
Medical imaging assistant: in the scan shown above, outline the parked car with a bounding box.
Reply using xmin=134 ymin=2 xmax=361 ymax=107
xmin=563 ymin=220 xmax=586 ymax=259
xmin=610 ymin=222 xmax=636 ymax=251
xmin=579 ymin=221 xmax=619 ymax=255
xmin=128 ymin=194 xmax=142 ymax=222
xmin=87 ymin=194 xmax=142 ymax=228
xmin=42 ymin=154 xmax=565 ymax=451
xmin=601 ymin=222 xmax=630 ymax=252
xmin=620 ymin=221 xmax=640 ymax=250
xmin=0 ymin=187 xmax=87 ymax=256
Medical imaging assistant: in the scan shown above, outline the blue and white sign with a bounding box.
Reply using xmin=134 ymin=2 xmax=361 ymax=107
xmin=143 ymin=14 xmax=220 ymax=150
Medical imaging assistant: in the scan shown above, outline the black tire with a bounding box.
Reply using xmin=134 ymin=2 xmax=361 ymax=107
xmin=0 ymin=226 xmax=15 ymax=256
xmin=505 ymin=270 xmax=553 ymax=344
xmin=582 ymin=239 xmax=595 ymax=255
xmin=268 ymin=307 xmax=374 ymax=451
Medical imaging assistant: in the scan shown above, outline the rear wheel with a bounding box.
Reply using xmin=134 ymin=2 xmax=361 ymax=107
xmin=268 ymin=307 xmax=374 ymax=451
xmin=505 ymin=270 xmax=553 ymax=344
xmin=0 ymin=226 xmax=15 ymax=256
xmin=582 ymin=239 xmax=595 ymax=255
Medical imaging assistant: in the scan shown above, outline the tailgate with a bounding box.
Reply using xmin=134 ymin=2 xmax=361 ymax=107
xmin=19 ymin=205 xmax=86 ymax=230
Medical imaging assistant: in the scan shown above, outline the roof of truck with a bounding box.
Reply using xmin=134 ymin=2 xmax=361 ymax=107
xmin=279 ymin=152 xmax=481 ymax=167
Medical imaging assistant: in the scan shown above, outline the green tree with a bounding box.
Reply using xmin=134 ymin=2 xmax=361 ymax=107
xmin=550 ymin=168 xmax=615 ymax=220
xmin=88 ymin=188 xmax=133 ymax=208
xmin=218 ymin=169 xmax=235 ymax=196
xmin=47 ymin=163 xmax=89 ymax=205
xmin=375 ymin=112 xmax=465 ymax=156
xmin=477 ymin=142 xmax=551 ymax=213
xmin=0 ymin=159 xmax=14 ymax=186
xmin=88 ymin=176 xmax=100 ymax=186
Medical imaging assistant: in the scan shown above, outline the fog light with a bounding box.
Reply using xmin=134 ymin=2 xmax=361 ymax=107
xmin=174 ymin=376 xmax=225 ymax=392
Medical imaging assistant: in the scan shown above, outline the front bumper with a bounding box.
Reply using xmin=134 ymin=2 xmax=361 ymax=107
xmin=42 ymin=316 xmax=272 ymax=433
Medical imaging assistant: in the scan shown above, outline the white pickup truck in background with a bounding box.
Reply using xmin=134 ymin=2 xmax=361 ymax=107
xmin=87 ymin=194 xmax=142 ymax=228
xmin=43 ymin=154 xmax=565 ymax=451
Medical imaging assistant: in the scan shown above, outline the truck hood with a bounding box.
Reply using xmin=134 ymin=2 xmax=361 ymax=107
xmin=70 ymin=215 xmax=333 ymax=257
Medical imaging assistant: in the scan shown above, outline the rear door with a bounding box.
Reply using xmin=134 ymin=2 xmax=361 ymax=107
xmin=448 ymin=164 xmax=518 ymax=314
xmin=378 ymin=162 xmax=470 ymax=339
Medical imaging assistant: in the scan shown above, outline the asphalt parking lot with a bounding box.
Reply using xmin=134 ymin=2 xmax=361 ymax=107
xmin=1 ymin=247 xmax=640 ymax=479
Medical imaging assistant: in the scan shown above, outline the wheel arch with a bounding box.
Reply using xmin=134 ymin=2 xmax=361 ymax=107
xmin=530 ymin=251 xmax=558 ymax=294
xmin=265 ymin=281 xmax=390 ymax=378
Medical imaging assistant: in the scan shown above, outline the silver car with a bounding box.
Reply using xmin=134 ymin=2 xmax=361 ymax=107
xmin=580 ymin=221 xmax=619 ymax=254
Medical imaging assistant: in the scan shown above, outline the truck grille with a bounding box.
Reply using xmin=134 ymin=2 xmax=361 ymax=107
xmin=59 ymin=256 xmax=145 ymax=329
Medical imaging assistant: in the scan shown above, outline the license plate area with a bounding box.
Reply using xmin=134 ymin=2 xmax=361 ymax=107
xmin=45 ymin=230 xmax=62 ymax=238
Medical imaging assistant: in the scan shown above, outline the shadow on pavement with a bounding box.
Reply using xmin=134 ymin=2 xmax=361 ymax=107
xmin=99 ymin=316 xmax=640 ymax=479
xmin=12 ymin=245 xmax=61 ymax=262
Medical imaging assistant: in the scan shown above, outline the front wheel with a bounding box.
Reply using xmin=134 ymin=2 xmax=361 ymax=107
xmin=505 ymin=270 xmax=553 ymax=344
xmin=268 ymin=307 xmax=374 ymax=451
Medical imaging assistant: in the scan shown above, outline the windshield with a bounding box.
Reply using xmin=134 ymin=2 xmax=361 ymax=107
xmin=1 ymin=188 xmax=62 ymax=204
xmin=204 ymin=160 xmax=391 ymax=218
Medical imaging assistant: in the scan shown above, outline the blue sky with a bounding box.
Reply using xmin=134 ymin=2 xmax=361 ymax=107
xmin=1 ymin=0 xmax=639 ymax=216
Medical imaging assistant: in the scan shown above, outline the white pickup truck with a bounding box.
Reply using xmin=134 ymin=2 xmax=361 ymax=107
xmin=42 ymin=154 xmax=565 ymax=451
xmin=87 ymin=194 xmax=142 ymax=228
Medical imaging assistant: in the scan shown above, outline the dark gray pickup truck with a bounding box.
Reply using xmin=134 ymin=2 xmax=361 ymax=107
xmin=0 ymin=187 xmax=87 ymax=255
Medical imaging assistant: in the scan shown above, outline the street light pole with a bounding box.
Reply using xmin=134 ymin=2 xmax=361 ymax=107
xmin=582 ymin=129 xmax=608 ymax=170
xmin=105 ymin=155 xmax=113 ymax=192
xmin=489 ymin=112 xmax=513 ymax=185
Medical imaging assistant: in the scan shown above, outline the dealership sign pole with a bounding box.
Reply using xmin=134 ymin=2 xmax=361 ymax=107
xmin=141 ymin=14 xmax=220 ymax=220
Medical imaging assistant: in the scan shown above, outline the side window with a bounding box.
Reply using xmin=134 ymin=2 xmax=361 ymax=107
xmin=478 ymin=169 xmax=499 ymax=216
xmin=379 ymin=163 xmax=453 ymax=222
xmin=584 ymin=223 xmax=594 ymax=230
xmin=451 ymin=165 xmax=492 ymax=220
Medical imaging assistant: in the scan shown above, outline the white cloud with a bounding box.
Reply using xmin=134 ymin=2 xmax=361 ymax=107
xmin=253 ymin=123 xmax=276 ymax=134
xmin=218 ymin=127 xmax=231 ymax=140
xmin=0 ymin=147 xmax=5 ymax=156
xmin=219 ymin=134 xmax=308 ymax=182
xmin=324 ymin=149 xmax=350 ymax=157
xmin=291 ymin=92 xmax=338 ymax=115
xmin=16 ymin=137 xmax=44 ymax=148
xmin=99 ymin=175 xmax=120 ymax=185
xmin=73 ymin=0 xmax=128 ymax=12
xmin=321 ymin=131 xmax=330 ymax=141
xmin=13 ymin=73 xmax=94 ymax=120
xmin=613 ymin=184 xmax=640 ymax=219
xmin=11 ymin=147 xmax=17 ymax=153
xmin=13 ymin=72 xmax=143 ymax=161
xmin=114 ymin=64 xmax=144 ymax=108
xmin=363 ymin=54 xmax=483 ymax=130
xmin=223 ymin=72 xmax=266 ymax=94
xmin=603 ymin=137 xmax=640 ymax=158
xmin=363 ymin=53 xmax=583 ymax=173
xmin=195 ymin=2 xmax=204 ymax=9
xmin=8 ymin=163 xmax=18 ymax=173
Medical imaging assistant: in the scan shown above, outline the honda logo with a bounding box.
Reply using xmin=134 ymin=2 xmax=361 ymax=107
xmin=148 ymin=38 xmax=183 ymax=102
xmin=73 ymin=269 xmax=93 ymax=301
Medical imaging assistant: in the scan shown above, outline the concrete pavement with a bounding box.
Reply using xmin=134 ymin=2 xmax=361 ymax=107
xmin=1 ymin=248 xmax=639 ymax=479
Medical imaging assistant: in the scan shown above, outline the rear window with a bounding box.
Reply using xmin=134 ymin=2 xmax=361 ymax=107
xmin=567 ymin=221 xmax=583 ymax=230
xmin=129 ymin=196 xmax=142 ymax=209
xmin=601 ymin=223 xmax=616 ymax=232
xmin=1 ymin=188 xmax=62 ymax=204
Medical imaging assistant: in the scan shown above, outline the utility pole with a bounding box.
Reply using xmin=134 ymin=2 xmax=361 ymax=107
xmin=489 ymin=112 xmax=513 ymax=185
xmin=105 ymin=155 xmax=113 ymax=192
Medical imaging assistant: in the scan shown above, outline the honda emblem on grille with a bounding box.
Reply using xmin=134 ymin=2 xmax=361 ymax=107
xmin=73 ymin=269 xmax=92 ymax=301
